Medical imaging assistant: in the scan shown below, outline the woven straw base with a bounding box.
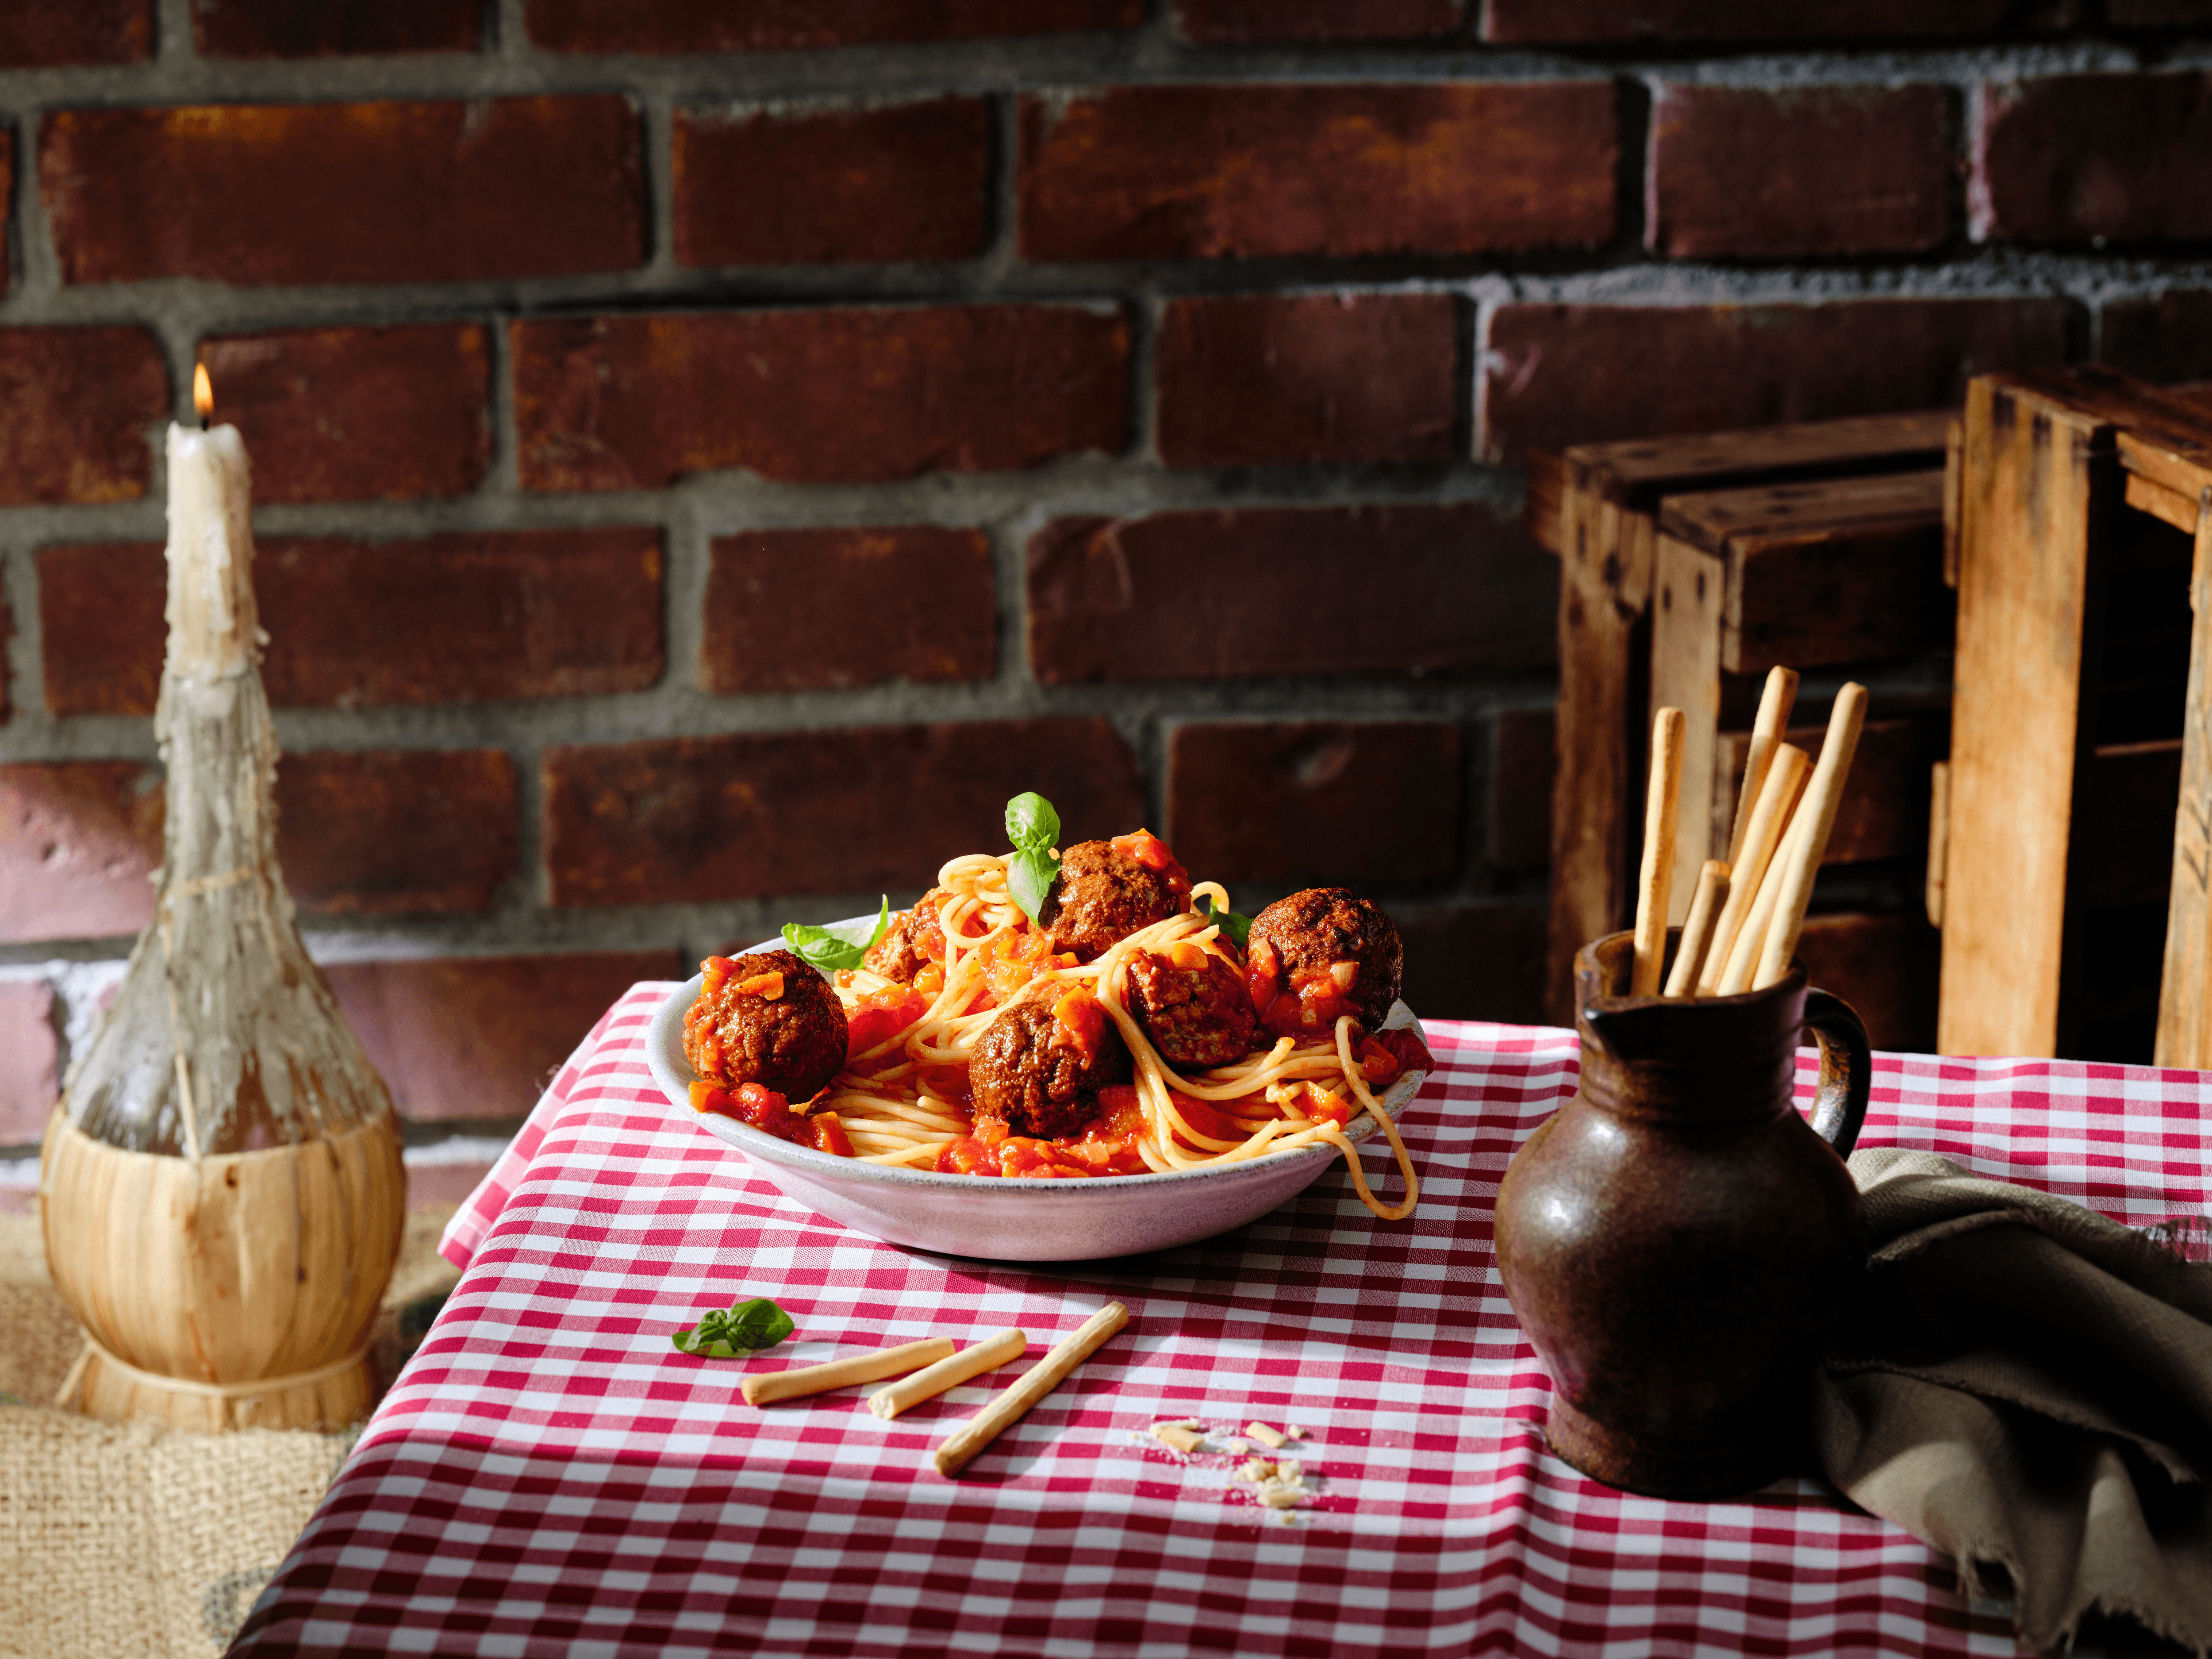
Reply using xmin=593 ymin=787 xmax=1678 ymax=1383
xmin=62 ymin=1344 xmax=376 ymax=1434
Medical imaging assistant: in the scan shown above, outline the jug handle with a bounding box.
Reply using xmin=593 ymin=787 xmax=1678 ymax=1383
xmin=1801 ymin=990 xmax=1870 ymax=1157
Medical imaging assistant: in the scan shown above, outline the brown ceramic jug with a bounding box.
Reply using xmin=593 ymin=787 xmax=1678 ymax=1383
xmin=1494 ymin=929 xmax=1870 ymax=1498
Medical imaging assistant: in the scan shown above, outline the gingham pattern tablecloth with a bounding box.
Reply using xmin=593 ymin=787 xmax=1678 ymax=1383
xmin=230 ymin=983 xmax=2212 ymax=1658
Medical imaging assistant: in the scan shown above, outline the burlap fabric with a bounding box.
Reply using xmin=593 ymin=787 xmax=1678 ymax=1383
xmin=0 ymin=1210 xmax=458 ymax=1659
xmin=1816 ymin=1148 xmax=2212 ymax=1657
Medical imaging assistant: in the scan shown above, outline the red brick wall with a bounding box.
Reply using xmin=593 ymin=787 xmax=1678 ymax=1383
xmin=2 ymin=2 xmax=2207 ymax=1202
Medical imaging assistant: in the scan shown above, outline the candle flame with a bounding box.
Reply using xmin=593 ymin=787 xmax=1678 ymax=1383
xmin=193 ymin=362 xmax=213 ymax=421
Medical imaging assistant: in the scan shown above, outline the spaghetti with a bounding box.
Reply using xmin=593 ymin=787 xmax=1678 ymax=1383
xmin=786 ymin=853 xmax=1425 ymax=1222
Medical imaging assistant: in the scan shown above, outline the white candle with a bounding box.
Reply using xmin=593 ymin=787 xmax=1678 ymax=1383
xmin=164 ymin=380 xmax=261 ymax=683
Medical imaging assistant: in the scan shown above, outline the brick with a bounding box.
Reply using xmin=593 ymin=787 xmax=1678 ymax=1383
xmin=1018 ymin=82 xmax=1616 ymax=262
xmin=1490 ymin=706 xmax=1554 ymax=872
xmin=0 ymin=981 xmax=61 ymax=1145
xmin=2101 ymin=291 xmax=2212 ymax=383
xmin=40 ymin=530 xmax=663 ymax=718
xmin=1027 ymin=504 xmax=1557 ymax=684
xmin=544 ymin=718 xmax=1144 ymax=907
xmin=1975 ymin=72 xmax=2212 ymax=245
xmin=526 ymin=0 xmax=1139 ymax=52
xmin=1156 ymin=293 xmax=1457 ymax=469
xmin=194 ymin=0 xmax=480 ymax=55
xmin=1482 ymin=298 xmax=2070 ymax=465
xmin=675 ymin=97 xmax=989 ymax=268
xmin=702 ymin=527 xmax=995 ymax=693
xmin=1485 ymin=0 xmax=2016 ymax=40
xmin=0 ymin=327 xmax=168 ymax=505
xmin=1166 ymin=721 xmax=1462 ymax=886
xmin=1175 ymin=0 xmax=1462 ymax=41
xmin=1649 ymin=84 xmax=1950 ymax=259
xmin=327 ymin=951 xmax=681 ymax=1124
xmin=198 ymin=324 xmax=490 ymax=503
xmin=276 ymin=749 xmax=517 ymax=915
xmin=1394 ymin=903 xmax=1549 ymax=1025
xmin=0 ymin=749 xmax=516 ymax=941
xmin=0 ymin=0 xmax=147 ymax=65
xmin=42 ymin=97 xmax=644 ymax=287
xmin=0 ymin=762 xmax=161 ymax=945
xmin=513 ymin=306 xmax=1126 ymax=492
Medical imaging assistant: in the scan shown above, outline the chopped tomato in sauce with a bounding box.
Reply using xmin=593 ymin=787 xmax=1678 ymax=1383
xmin=979 ymin=926 xmax=1076 ymax=1006
xmin=936 ymin=1136 xmax=1002 ymax=1176
xmin=846 ymin=983 xmax=929 ymax=1060
xmin=1248 ymin=942 xmax=1363 ymax=1038
xmin=1165 ymin=1091 xmax=1235 ymax=1148
xmin=1356 ymin=1037 xmax=1401 ymax=1085
xmin=692 ymin=1079 xmax=815 ymax=1146
xmin=813 ymin=1112 xmax=854 ymax=1157
xmin=1302 ymin=1084 xmax=1354 ymax=1129
xmin=1050 ymin=986 xmax=1109 ymax=1064
xmin=1371 ymin=1026 xmax=1435 ymax=1077
xmin=734 ymin=970 xmax=784 ymax=1001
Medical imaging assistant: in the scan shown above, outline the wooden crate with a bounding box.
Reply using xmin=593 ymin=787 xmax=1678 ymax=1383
xmin=1526 ymin=410 xmax=1955 ymax=1046
xmin=1940 ymin=366 xmax=2212 ymax=1064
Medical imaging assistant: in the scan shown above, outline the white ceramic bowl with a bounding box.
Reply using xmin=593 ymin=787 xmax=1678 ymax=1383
xmin=645 ymin=943 xmax=1429 ymax=1262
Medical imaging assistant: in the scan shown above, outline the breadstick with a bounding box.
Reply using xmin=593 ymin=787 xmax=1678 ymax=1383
xmin=1715 ymin=808 xmax=1809 ymax=996
xmin=1663 ymin=860 xmax=1731 ymax=998
xmin=741 ymin=1336 xmax=954 ymax=1407
xmin=1696 ymin=744 xmax=1810 ymax=996
xmin=1632 ymin=708 xmax=1687 ymax=996
xmin=868 ymin=1328 xmax=1028 ymax=1420
xmin=1752 ymin=683 xmax=1870 ymax=991
xmin=933 ymin=1302 xmax=1129 ymax=1476
xmin=1726 ymin=668 xmax=1800 ymax=868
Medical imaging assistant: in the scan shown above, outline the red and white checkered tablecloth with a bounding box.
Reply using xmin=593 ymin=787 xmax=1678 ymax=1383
xmin=228 ymin=983 xmax=2212 ymax=1658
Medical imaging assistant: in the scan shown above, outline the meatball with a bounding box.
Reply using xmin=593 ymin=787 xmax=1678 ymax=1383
xmin=1246 ymin=888 xmax=1403 ymax=1039
xmin=970 ymin=988 xmax=1132 ymax=1141
xmin=684 ymin=948 xmax=849 ymax=1103
xmin=1040 ymin=837 xmax=1186 ymax=961
xmin=864 ymin=890 xmax=947 ymax=984
xmin=1126 ymin=947 xmax=1257 ymax=1071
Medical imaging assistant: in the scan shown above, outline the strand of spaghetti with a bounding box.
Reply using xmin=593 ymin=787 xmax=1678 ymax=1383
xmin=1331 ymin=1015 xmax=1420 ymax=1221
xmin=859 ymin=1142 xmax=955 ymax=1167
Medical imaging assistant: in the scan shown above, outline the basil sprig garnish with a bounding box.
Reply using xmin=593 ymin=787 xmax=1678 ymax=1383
xmin=1199 ymin=894 xmax=1255 ymax=949
xmin=1004 ymin=791 xmax=1064 ymax=928
xmin=781 ymin=896 xmax=891 ymax=972
xmin=672 ymin=1296 xmax=795 ymax=1359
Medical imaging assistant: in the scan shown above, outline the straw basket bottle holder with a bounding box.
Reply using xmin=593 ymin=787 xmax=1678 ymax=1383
xmin=1494 ymin=931 xmax=1870 ymax=1498
xmin=38 ymin=425 xmax=404 ymax=1432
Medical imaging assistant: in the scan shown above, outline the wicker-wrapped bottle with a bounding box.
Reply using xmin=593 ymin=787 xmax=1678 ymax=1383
xmin=39 ymin=394 xmax=405 ymax=1432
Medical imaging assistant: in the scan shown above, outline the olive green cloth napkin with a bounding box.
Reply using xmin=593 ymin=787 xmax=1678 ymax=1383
xmin=1815 ymin=1147 xmax=2212 ymax=1657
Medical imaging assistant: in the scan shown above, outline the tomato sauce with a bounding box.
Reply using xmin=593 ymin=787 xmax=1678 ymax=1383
xmin=846 ymin=983 xmax=929 ymax=1061
xmin=979 ymin=927 xmax=1076 ymax=1007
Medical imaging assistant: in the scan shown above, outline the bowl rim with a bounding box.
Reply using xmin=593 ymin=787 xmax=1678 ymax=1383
xmin=647 ymin=948 xmax=1428 ymax=1198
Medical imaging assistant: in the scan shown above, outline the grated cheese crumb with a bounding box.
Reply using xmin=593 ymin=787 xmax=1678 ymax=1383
xmin=1258 ymin=1486 xmax=1301 ymax=1508
xmin=1245 ymin=1421 xmax=1289 ymax=1449
xmin=1285 ymin=1425 xmax=1307 ymax=1440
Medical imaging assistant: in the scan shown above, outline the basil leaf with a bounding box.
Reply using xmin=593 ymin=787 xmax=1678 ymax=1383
xmin=673 ymin=1296 xmax=794 ymax=1359
xmin=1006 ymin=845 xmax=1060 ymax=930
xmin=781 ymin=897 xmax=891 ymax=972
xmin=1005 ymin=791 xmax=1060 ymax=853
xmin=1200 ymin=895 xmax=1254 ymax=949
